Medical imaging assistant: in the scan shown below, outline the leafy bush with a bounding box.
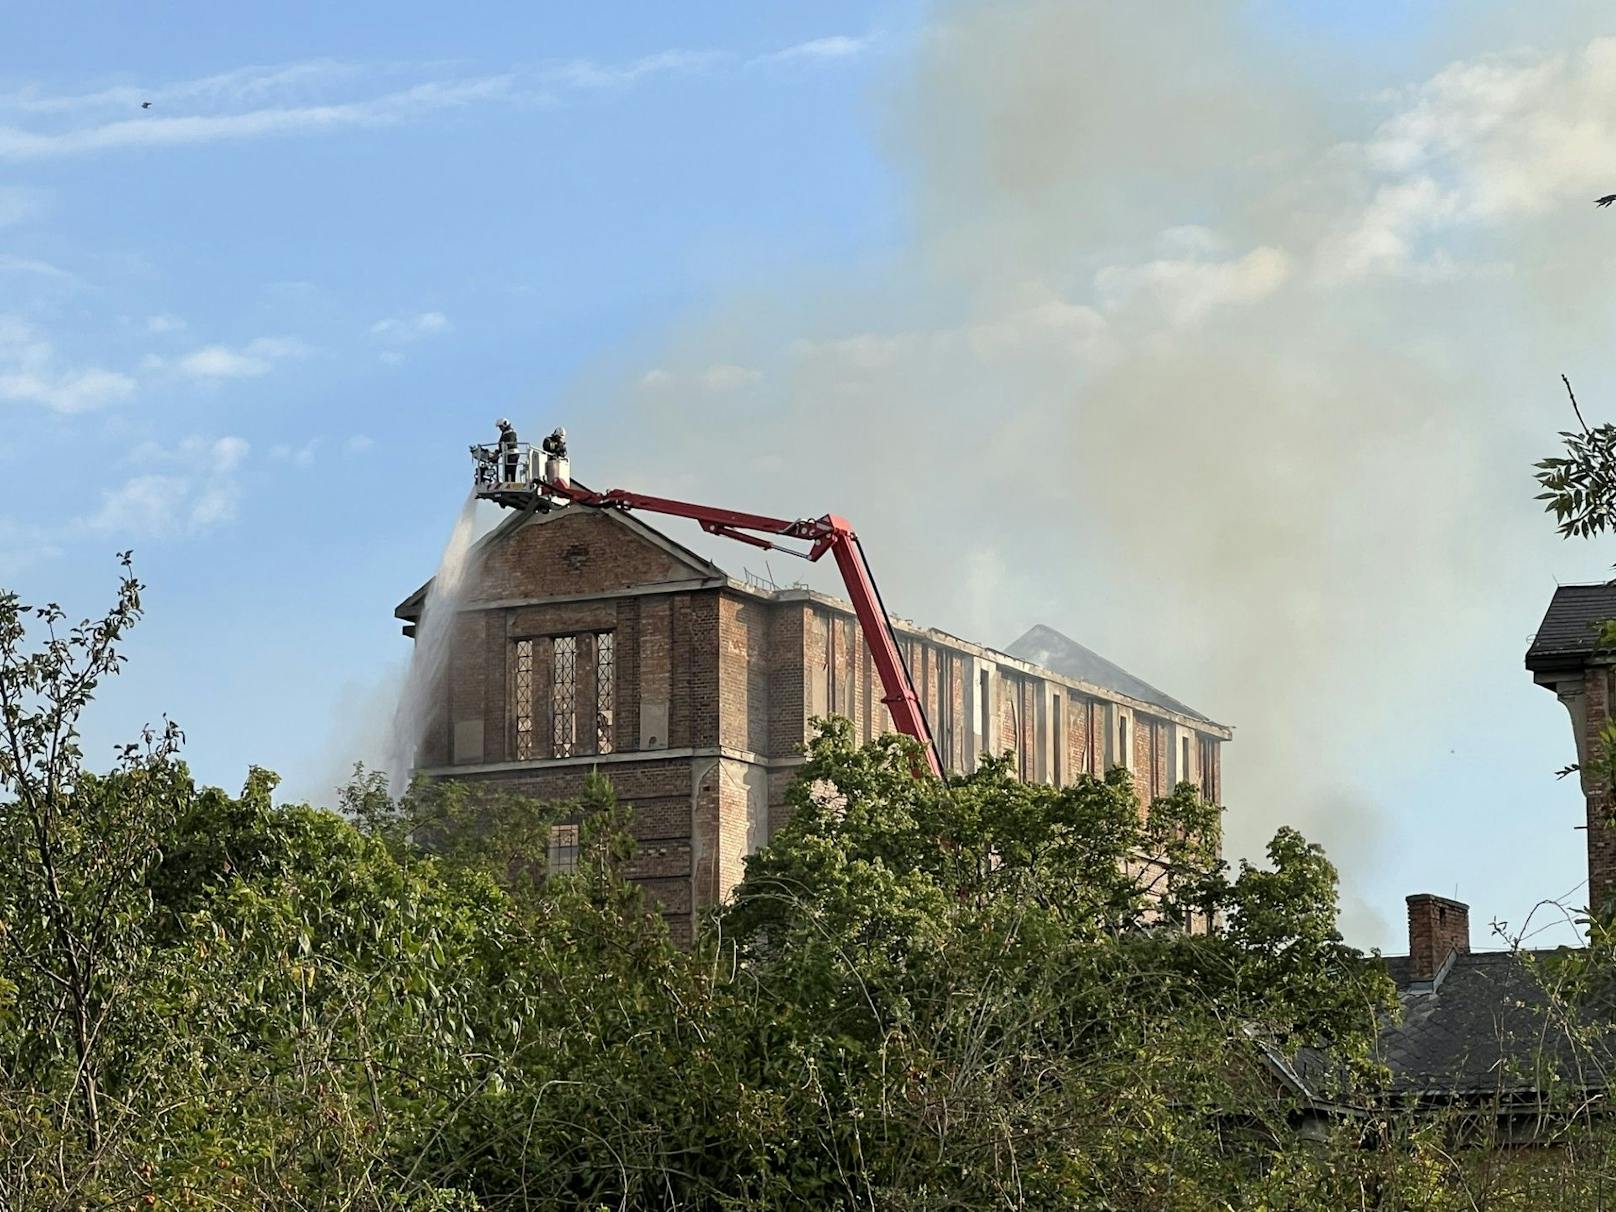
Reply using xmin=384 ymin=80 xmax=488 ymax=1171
xmin=3 ymin=561 xmax=1611 ymax=1208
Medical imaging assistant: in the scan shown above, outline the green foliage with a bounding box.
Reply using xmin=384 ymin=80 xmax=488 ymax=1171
xmin=715 ymin=720 xmax=1398 ymax=1206
xmin=6 ymin=562 xmax=1616 ymax=1207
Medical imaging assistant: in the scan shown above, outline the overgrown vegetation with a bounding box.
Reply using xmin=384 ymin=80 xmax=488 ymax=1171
xmin=2 ymin=558 xmax=1614 ymax=1208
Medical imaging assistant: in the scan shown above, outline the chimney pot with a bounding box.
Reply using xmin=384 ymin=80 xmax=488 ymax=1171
xmin=1406 ymin=893 xmax=1470 ymax=983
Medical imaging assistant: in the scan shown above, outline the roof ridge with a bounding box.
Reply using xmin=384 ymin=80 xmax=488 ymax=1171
xmin=1006 ymin=622 xmax=1218 ymax=726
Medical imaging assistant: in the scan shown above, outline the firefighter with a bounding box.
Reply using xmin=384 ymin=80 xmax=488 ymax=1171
xmin=496 ymin=418 xmax=519 ymax=483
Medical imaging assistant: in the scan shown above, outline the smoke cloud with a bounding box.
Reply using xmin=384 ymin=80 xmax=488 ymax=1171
xmin=567 ymin=2 xmax=1616 ymax=947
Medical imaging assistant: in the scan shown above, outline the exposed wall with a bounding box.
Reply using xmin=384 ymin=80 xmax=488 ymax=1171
xmin=450 ymin=756 xmax=700 ymax=945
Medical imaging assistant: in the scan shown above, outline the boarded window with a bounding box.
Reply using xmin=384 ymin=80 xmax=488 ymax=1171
xmin=1199 ymin=737 xmax=1217 ymax=801
xmin=513 ymin=638 xmax=536 ymax=760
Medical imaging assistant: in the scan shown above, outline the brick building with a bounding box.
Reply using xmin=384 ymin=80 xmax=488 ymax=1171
xmin=1526 ymin=583 xmax=1616 ymax=916
xmin=397 ymin=503 xmax=1232 ymax=942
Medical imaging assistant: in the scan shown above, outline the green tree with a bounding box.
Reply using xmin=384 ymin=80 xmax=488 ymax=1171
xmin=716 ymin=720 xmax=1395 ymax=1207
xmin=0 ymin=552 xmax=169 ymax=1167
xmin=5 ymin=557 xmax=1471 ymax=1209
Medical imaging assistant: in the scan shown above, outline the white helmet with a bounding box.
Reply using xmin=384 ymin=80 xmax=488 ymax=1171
xmin=497 ymin=417 xmax=511 ymax=429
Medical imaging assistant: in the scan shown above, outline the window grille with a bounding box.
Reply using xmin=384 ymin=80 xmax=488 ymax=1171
xmin=513 ymin=639 xmax=536 ymax=759
xmin=552 ymin=635 xmax=578 ymax=757
xmin=1199 ymin=737 xmax=1216 ymax=801
xmin=548 ymin=823 xmax=579 ymax=875
xmin=595 ymin=630 xmax=615 ymax=754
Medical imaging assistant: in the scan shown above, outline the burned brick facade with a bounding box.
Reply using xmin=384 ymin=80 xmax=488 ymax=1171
xmin=398 ymin=505 xmax=1232 ymax=941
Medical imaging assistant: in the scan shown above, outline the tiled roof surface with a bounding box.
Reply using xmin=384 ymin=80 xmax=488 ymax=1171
xmin=1005 ymin=623 xmax=1219 ymax=726
xmin=1526 ymin=584 xmax=1616 ymax=668
xmin=1371 ymin=950 xmax=1614 ymax=1098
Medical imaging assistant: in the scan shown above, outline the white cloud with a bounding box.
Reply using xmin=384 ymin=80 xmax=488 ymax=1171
xmin=370 ymin=310 xmax=449 ymax=341
xmin=0 ymin=74 xmax=515 ymax=160
xmin=129 ymin=434 xmax=248 ymax=470
xmin=86 ymin=475 xmax=193 ymax=536
xmin=0 ymin=516 xmax=60 ymax=578
xmin=0 ymin=314 xmax=135 ymax=412
xmin=1 ymin=367 xmax=136 ymax=412
xmin=177 ymin=335 xmax=306 ymax=379
xmin=540 ymin=50 xmax=723 ymax=91
xmin=344 ymin=434 xmax=374 ymax=454
xmin=1312 ymin=38 xmax=1616 ymax=283
xmin=0 ymin=48 xmax=764 ymax=161
xmin=0 ymin=254 xmax=72 ymax=282
xmin=178 ymin=348 xmax=266 ymax=378
xmin=145 ymin=313 xmax=185 ymax=334
xmin=269 ymin=438 xmax=321 ymax=467
xmin=757 ymin=35 xmax=873 ymax=65
xmin=89 ymin=436 xmax=250 ymax=537
xmin=0 ymin=61 xmax=362 ymax=116
xmin=0 ymin=186 xmax=44 ymax=227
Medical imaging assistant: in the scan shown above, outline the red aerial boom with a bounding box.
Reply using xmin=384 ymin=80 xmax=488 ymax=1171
xmin=472 ymin=431 xmax=944 ymax=778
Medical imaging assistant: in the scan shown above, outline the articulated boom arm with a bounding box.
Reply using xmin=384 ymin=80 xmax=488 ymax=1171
xmin=548 ymin=481 xmax=944 ymax=778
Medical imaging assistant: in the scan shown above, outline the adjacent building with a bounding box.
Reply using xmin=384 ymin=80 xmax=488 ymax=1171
xmin=396 ymin=502 xmax=1232 ymax=942
xmin=1301 ymin=586 xmax=1616 ymax=1134
xmin=1525 ymin=582 xmax=1616 ymax=917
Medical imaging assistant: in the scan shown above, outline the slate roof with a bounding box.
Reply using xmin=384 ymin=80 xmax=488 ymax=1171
xmin=1525 ymin=583 xmax=1616 ymax=670
xmin=1268 ymin=949 xmax=1616 ymax=1115
xmin=1005 ymin=623 xmax=1220 ymax=726
xmin=1368 ymin=950 xmax=1616 ymax=1098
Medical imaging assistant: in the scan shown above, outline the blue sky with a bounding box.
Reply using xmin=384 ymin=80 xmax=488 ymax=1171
xmin=6 ymin=2 xmax=1616 ymax=954
xmin=0 ymin=2 xmax=918 ymax=788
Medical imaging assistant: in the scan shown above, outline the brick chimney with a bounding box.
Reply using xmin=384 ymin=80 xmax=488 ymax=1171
xmin=1406 ymin=894 xmax=1470 ymax=983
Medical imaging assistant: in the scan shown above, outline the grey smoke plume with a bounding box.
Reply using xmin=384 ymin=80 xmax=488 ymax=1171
xmin=566 ymin=2 xmax=1616 ymax=947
